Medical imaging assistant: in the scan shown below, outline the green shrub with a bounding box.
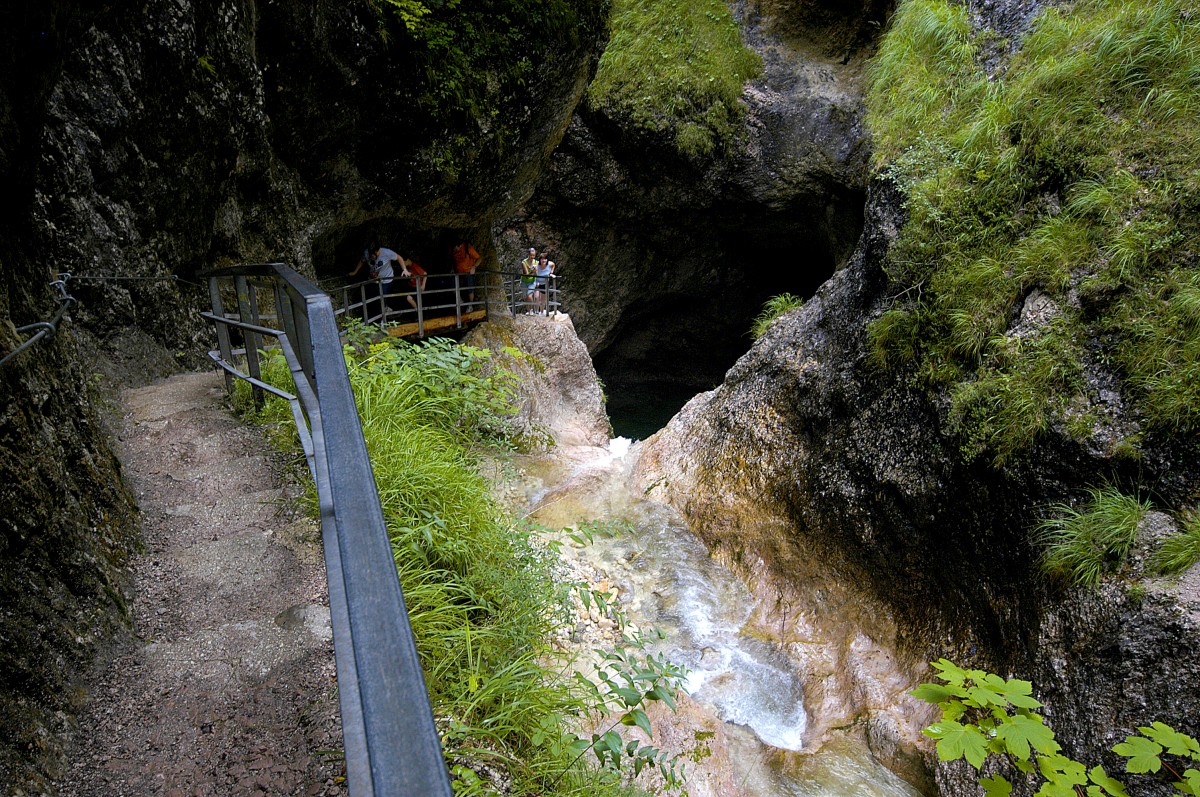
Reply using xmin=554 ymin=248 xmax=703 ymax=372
xmin=750 ymin=293 xmax=804 ymax=340
xmin=1151 ymin=511 xmax=1200 ymax=576
xmin=587 ymin=0 xmax=761 ymax=158
xmin=1037 ymin=486 xmax=1150 ymax=587
xmin=866 ymin=0 xmax=1200 ymax=460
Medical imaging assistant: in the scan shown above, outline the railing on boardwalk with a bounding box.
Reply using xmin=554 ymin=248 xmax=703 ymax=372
xmin=326 ymin=269 xmax=562 ymax=334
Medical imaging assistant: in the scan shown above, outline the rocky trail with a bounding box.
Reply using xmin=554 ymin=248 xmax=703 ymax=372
xmin=53 ymin=372 xmax=348 ymax=797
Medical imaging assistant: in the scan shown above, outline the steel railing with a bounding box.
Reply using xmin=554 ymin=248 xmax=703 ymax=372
xmin=201 ymin=263 xmax=452 ymax=797
xmin=327 ymin=271 xmax=490 ymax=333
xmin=327 ymin=269 xmax=563 ymax=331
xmin=498 ymin=269 xmax=562 ymax=317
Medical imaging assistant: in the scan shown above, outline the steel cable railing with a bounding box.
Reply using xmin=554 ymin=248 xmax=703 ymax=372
xmin=0 ymin=275 xmax=77 ymax=370
xmin=202 ymin=263 xmax=452 ymax=797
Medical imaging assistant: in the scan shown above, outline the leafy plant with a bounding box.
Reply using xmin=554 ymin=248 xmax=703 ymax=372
xmin=566 ymin=629 xmax=689 ymax=790
xmin=914 ymin=660 xmax=1200 ymax=796
xmin=1036 ymin=486 xmax=1150 ymax=588
xmin=750 ymin=293 xmax=804 ymax=340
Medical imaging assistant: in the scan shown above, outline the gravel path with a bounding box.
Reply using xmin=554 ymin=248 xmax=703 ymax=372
xmin=53 ymin=372 xmax=348 ymax=797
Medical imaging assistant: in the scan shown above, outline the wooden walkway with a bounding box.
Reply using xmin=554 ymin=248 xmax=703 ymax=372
xmin=385 ymin=309 xmax=487 ymax=338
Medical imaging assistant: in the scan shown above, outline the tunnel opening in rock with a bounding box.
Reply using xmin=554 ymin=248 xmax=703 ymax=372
xmin=594 ymin=202 xmax=859 ymax=440
xmin=313 ymin=221 xmax=488 ymax=324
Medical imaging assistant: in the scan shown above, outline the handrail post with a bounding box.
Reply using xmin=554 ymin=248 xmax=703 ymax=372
xmin=453 ymin=274 xmax=463 ymax=328
xmin=415 ymin=280 xmax=425 ymax=337
xmin=483 ymin=271 xmax=491 ymax=321
xmin=209 ymin=277 xmax=235 ymax=393
xmin=235 ymin=275 xmax=264 ymax=406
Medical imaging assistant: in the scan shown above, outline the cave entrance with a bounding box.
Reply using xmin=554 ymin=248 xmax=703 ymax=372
xmin=312 ymin=220 xmax=489 ymax=331
xmin=313 ymin=221 xmax=458 ymax=283
xmin=593 ymin=202 xmax=859 ymax=440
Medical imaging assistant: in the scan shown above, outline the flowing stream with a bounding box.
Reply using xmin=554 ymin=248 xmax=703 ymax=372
xmin=519 ymin=438 xmax=925 ymax=797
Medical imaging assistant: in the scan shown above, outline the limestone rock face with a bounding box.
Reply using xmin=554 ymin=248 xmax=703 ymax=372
xmin=29 ymin=0 xmax=608 ymax=355
xmin=628 ymin=0 xmax=1200 ymax=788
xmin=635 ymin=170 xmax=1200 ymax=793
xmin=467 ymin=313 xmax=612 ymax=448
xmin=0 ymin=0 xmax=608 ymax=786
xmin=498 ymin=0 xmax=882 ymax=395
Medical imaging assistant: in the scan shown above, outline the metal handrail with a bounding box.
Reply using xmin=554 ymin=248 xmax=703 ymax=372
xmin=201 ymin=263 xmax=452 ymax=797
xmin=496 ymin=268 xmax=563 ymax=317
xmin=327 ymin=268 xmax=563 ymax=331
xmin=0 ymin=275 xmax=77 ymax=370
xmin=328 ymin=271 xmax=492 ymax=333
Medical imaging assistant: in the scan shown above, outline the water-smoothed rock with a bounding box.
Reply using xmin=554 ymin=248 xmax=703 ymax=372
xmin=467 ymin=313 xmax=612 ymax=449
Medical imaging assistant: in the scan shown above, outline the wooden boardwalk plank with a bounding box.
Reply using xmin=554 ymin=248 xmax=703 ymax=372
xmin=385 ymin=310 xmax=488 ymax=338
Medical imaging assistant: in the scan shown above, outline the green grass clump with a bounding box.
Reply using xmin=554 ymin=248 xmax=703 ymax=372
xmin=1150 ymin=511 xmax=1200 ymax=575
xmin=1037 ymin=487 xmax=1150 ymax=587
xmin=865 ymin=0 xmax=1200 ymax=462
xmin=750 ymin=293 xmax=804 ymax=340
xmin=587 ymin=0 xmax=761 ymax=158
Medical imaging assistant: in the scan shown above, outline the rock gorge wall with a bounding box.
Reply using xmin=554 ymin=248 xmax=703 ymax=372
xmin=498 ymin=0 xmax=887 ymax=396
xmin=0 ymin=0 xmax=608 ymax=787
xmin=635 ymin=14 xmax=1200 ymax=795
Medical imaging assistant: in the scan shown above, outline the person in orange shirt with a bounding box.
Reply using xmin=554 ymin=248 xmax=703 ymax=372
xmin=451 ymin=241 xmax=481 ymax=307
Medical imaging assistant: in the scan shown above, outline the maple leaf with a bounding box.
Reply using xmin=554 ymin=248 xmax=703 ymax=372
xmin=1113 ymin=735 xmax=1163 ymax=774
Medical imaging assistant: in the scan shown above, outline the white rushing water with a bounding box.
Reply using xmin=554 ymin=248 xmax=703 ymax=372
xmin=528 ymin=440 xmax=925 ymax=797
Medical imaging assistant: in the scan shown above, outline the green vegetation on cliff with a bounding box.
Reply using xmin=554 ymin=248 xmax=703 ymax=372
xmin=1036 ymin=486 xmax=1149 ymax=587
xmin=1032 ymin=484 xmax=1200 ymax=587
xmin=587 ymin=0 xmax=761 ymax=158
xmin=751 ymin=293 xmax=805 ymax=340
xmin=374 ymin=0 xmax=611 ymax=177
xmin=865 ymin=0 xmax=1200 ymax=463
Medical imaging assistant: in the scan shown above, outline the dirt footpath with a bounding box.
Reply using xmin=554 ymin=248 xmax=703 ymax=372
xmin=54 ymin=372 xmax=348 ymax=797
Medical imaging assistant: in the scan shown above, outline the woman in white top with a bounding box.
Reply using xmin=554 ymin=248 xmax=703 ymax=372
xmin=534 ymin=255 xmax=554 ymax=315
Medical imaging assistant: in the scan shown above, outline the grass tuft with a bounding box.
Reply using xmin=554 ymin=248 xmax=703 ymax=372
xmin=750 ymin=293 xmax=804 ymax=340
xmin=1150 ymin=511 xmax=1200 ymax=576
xmin=1037 ymin=486 xmax=1150 ymax=587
